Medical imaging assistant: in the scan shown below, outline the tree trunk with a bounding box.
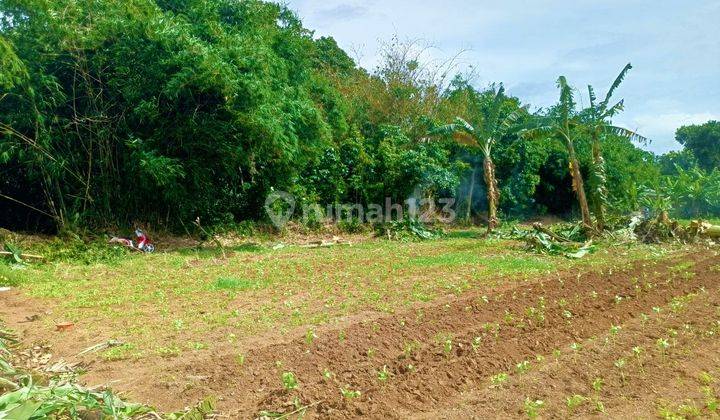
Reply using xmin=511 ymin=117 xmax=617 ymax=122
xmin=483 ymin=155 xmax=499 ymax=232
xmin=567 ymin=142 xmax=593 ymax=231
xmin=466 ymin=166 xmax=477 ymax=222
xmin=591 ymin=138 xmax=607 ymax=231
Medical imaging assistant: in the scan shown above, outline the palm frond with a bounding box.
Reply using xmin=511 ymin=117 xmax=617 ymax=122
xmin=453 ymin=131 xmax=479 ymax=147
xmin=603 ymin=99 xmax=625 ymax=118
xmin=428 ymin=117 xmax=478 ymax=147
xmin=587 ymin=85 xmax=596 ymax=109
xmin=429 ymin=123 xmax=462 ymax=137
xmin=607 ymin=125 xmax=648 ymax=145
xmin=482 ymin=84 xmax=506 ymax=136
xmin=453 ymin=117 xmax=476 ymax=135
xmin=499 ymin=109 xmax=525 ymax=136
xmin=520 ymin=116 xmax=555 ymax=141
xmin=556 ymin=76 xmax=575 ymax=122
xmin=601 ymin=63 xmax=632 ymax=109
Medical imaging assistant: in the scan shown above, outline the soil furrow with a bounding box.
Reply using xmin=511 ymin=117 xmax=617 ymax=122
xmin=144 ymin=251 xmax=719 ymax=418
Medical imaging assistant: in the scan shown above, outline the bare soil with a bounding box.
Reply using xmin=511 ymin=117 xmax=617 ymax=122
xmin=2 ymin=248 xmax=719 ymax=418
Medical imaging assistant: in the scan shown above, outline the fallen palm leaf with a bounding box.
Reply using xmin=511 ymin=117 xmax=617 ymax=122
xmin=506 ymin=225 xmax=596 ymax=259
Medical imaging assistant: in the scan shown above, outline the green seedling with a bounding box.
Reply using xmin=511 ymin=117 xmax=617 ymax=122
xmin=471 ymin=336 xmax=482 ymax=353
xmin=340 ymin=387 xmax=361 ymax=399
xmin=615 ymin=358 xmax=627 ymax=384
xmin=504 ymin=310 xmax=515 ymax=324
xmin=516 ymin=360 xmax=531 ymax=374
xmin=699 ymin=371 xmax=715 ymax=386
xmin=443 ymin=339 xmax=453 ymax=355
xmin=490 ymin=373 xmax=509 ymax=387
xmin=656 ymin=338 xmax=670 ymax=357
xmin=595 ymin=400 xmax=606 ymax=413
xmin=632 ymin=346 xmax=643 ymax=358
xmin=188 ymin=342 xmax=207 ymax=351
xmin=403 ymin=340 xmax=420 ymax=357
xmin=282 ymin=371 xmax=299 ymax=390
xmin=236 ymin=353 xmax=246 ymax=367
xmin=377 ymin=365 xmax=391 ymax=382
xmin=703 ymin=386 xmax=719 ymax=412
xmin=305 ymin=327 xmax=317 ymax=344
xmin=524 ymin=398 xmax=545 ymax=419
xmin=566 ymin=394 xmax=587 ymax=411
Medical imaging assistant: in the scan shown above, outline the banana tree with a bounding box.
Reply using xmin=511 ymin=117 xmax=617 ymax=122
xmin=522 ymin=76 xmax=593 ymax=232
xmin=582 ymin=63 xmax=646 ymax=230
xmin=431 ymin=86 xmax=521 ymax=232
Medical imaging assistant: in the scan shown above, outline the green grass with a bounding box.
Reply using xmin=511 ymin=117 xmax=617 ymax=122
xmin=0 ymin=232 xmax=670 ymax=357
xmin=211 ymin=277 xmax=259 ymax=291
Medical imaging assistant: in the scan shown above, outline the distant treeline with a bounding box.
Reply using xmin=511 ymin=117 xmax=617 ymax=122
xmin=0 ymin=0 xmax=717 ymax=232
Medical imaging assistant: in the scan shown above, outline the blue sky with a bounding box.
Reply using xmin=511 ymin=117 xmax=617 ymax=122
xmin=285 ymin=0 xmax=720 ymax=154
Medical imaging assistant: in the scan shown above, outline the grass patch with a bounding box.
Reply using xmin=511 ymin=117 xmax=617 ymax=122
xmin=212 ymin=277 xmax=259 ymax=291
xmin=3 ymin=231 xmax=673 ymax=357
xmin=102 ymin=343 xmax=141 ymax=361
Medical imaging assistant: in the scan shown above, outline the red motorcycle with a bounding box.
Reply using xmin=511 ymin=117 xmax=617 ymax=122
xmin=109 ymin=229 xmax=155 ymax=253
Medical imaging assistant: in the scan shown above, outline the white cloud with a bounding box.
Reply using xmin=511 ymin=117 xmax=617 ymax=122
xmin=620 ymin=112 xmax=720 ymax=154
xmin=286 ymin=0 xmax=720 ymax=154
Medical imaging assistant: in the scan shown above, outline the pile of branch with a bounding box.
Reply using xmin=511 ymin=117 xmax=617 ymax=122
xmin=0 ymin=251 xmax=44 ymax=260
xmin=0 ymin=324 xmax=216 ymax=419
xmin=376 ymin=218 xmax=444 ymax=241
xmin=508 ymin=223 xmax=596 ymax=259
xmin=631 ymin=212 xmax=720 ymax=244
xmin=1 ymin=241 xmax=44 ymax=263
xmin=688 ymin=220 xmax=720 ymax=239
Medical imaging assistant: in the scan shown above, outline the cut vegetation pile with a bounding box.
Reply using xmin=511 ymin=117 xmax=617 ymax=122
xmin=0 ymin=324 xmax=215 ymax=419
xmin=635 ymin=213 xmax=720 ymax=244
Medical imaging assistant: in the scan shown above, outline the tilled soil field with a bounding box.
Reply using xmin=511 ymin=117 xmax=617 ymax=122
xmin=3 ymin=249 xmax=720 ymax=418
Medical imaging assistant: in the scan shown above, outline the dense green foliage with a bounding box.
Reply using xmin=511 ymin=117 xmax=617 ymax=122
xmin=0 ymin=0 xmax=715 ymax=232
xmin=675 ymin=121 xmax=720 ymax=172
xmin=644 ymin=121 xmax=720 ymax=218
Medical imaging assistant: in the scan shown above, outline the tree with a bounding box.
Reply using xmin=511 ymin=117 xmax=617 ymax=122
xmin=676 ymin=121 xmax=720 ymax=172
xmin=582 ymin=63 xmax=646 ymax=230
xmin=0 ymin=0 xmax=343 ymax=230
xmin=658 ymin=149 xmax=699 ymax=175
xmin=523 ymin=77 xmax=593 ymax=231
xmin=432 ymin=85 xmax=522 ymax=232
xmin=0 ymin=36 xmax=26 ymax=90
